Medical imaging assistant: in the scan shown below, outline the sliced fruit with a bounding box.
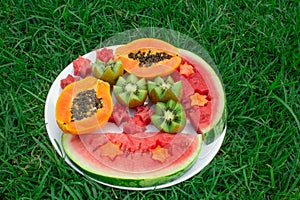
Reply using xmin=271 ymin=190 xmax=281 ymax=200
xmin=60 ymin=74 xmax=80 ymax=89
xmin=113 ymin=74 xmax=147 ymax=108
xmin=73 ymin=56 xmax=92 ymax=78
xmin=96 ymin=47 xmax=114 ymax=63
xmin=108 ymin=102 xmax=130 ymax=126
xmin=92 ymin=58 xmax=124 ymax=85
xmin=178 ymin=62 xmax=194 ymax=77
xmin=148 ymin=76 xmax=182 ymax=104
xmin=151 ymin=100 xmax=186 ymax=133
xmin=175 ymin=49 xmax=227 ymax=144
xmin=134 ymin=104 xmax=154 ymax=125
xmin=186 ymin=72 xmax=209 ymax=95
xmin=150 ymin=145 xmax=169 ymax=163
xmin=123 ymin=115 xmax=146 ymax=134
xmin=62 ymin=132 xmax=202 ymax=187
xmin=115 ymin=38 xmax=182 ymax=78
xmin=56 ymin=76 xmax=113 ymax=134
xmin=190 ymin=93 xmax=209 ymax=106
xmin=99 ymin=141 xmax=123 ymax=160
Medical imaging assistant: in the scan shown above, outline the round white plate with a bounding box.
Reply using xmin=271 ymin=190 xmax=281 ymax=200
xmin=44 ymin=45 xmax=226 ymax=190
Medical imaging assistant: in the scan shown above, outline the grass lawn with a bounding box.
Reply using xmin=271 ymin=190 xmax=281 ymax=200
xmin=0 ymin=0 xmax=299 ymax=199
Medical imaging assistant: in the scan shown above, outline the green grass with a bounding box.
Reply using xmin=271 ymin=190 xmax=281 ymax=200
xmin=0 ymin=0 xmax=299 ymax=199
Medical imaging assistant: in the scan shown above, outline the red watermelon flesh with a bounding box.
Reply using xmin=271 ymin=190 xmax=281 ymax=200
xmin=180 ymin=51 xmax=224 ymax=130
xmin=186 ymin=72 xmax=209 ymax=95
xmin=187 ymin=102 xmax=212 ymax=133
xmin=172 ymin=63 xmax=213 ymax=133
xmin=96 ymin=47 xmax=114 ymax=63
xmin=72 ymin=56 xmax=92 ymax=78
xmin=122 ymin=116 xmax=146 ymax=134
xmin=62 ymin=132 xmax=202 ymax=187
xmin=60 ymin=74 xmax=80 ymax=89
xmin=134 ymin=105 xmax=154 ymax=125
xmin=172 ymin=49 xmax=226 ymax=143
xmin=77 ymin=132 xmax=198 ymax=173
xmin=172 ymin=70 xmax=194 ymax=98
xmin=108 ymin=102 xmax=130 ymax=126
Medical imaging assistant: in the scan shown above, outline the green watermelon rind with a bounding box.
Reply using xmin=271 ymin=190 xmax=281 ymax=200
xmin=62 ymin=133 xmax=202 ymax=188
xmin=203 ymin=106 xmax=227 ymax=144
xmin=179 ymin=49 xmax=227 ymax=145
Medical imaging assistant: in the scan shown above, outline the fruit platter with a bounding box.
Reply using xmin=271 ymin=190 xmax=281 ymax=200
xmin=45 ymin=38 xmax=227 ymax=190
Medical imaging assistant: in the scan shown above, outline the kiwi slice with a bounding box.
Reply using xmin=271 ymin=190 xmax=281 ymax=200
xmin=113 ymin=74 xmax=147 ymax=108
xmin=148 ymin=76 xmax=182 ymax=104
xmin=92 ymin=58 xmax=124 ymax=85
xmin=151 ymin=99 xmax=186 ymax=133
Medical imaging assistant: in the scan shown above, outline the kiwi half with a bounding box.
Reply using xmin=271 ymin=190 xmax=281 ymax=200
xmin=113 ymin=74 xmax=147 ymax=108
xmin=92 ymin=58 xmax=124 ymax=85
xmin=148 ymin=76 xmax=182 ymax=104
xmin=151 ymin=99 xmax=186 ymax=133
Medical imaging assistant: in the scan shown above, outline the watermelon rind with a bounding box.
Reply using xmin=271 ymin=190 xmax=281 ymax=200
xmin=203 ymin=106 xmax=227 ymax=144
xmin=179 ymin=49 xmax=227 ymax=145
xmin=62 ymin=133 xmax=202 ymax=188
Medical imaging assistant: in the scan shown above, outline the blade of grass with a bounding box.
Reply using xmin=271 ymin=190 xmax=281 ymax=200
xmin=272 ymin=94 xmax=300 ymax=132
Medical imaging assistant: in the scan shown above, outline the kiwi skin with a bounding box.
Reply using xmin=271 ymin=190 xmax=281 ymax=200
xmin=151 ymin=99 xmax=186 ymax=133
xmin=113 ymin=74 xmax=148 ymax=108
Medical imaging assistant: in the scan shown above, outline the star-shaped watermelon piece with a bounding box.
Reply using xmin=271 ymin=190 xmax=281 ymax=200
xmin=96 ymin=47 xmax=114 ymax=63
xmin=73 ymin=56 xmax=92 ymax=78
xmin=60 ymin=74 xmax=80 ymax=89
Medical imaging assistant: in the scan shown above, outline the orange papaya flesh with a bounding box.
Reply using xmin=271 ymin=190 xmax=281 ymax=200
xmin=56 ymin=76 xmax=113 ymax=134
xmin=115 ymin=38 xmax=179 ymax=56
xmin=115 ymin=38 xmax=182 ymax=78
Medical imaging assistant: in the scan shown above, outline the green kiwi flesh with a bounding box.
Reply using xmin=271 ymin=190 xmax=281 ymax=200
xmin=148 ymin=76 xmax=182 ymax=104
xmin=113 ymin=74 xmax=147 ymax=108
xmin=92 ymin=59 xmax=124 ymax=85
xmin=151 ymin=99 xmax=186 ymax=133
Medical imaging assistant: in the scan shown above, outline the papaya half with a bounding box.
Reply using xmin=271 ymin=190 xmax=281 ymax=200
xmin=56 ymin=76 xmax=113 ymax=134
xmin=115 ymin=38 xmax=182 ymax=79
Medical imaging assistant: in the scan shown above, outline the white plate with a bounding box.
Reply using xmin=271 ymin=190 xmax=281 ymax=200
xmin=44 ymin=45 xmax=226 ymax=190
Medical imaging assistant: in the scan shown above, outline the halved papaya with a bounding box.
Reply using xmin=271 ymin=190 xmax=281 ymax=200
xmin=115 ymin=38 xmax=182 ymax=79
xmin=56 ymin=76 xmax=113 ymax=134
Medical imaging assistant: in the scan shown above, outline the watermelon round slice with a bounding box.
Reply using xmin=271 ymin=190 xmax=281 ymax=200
xmin=62 ymin=132 xmax=202 ymax=187
xmin=173 ymin=49 xmax=227 ymax=144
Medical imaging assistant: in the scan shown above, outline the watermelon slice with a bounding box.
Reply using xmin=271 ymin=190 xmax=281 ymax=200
xmin=174 ymin=49 xmax=227 ymax=144
xmin=62 ymin=132 xmax=202 ymax=187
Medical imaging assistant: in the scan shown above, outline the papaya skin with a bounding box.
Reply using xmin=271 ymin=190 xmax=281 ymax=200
xmin=56 ymin=76 xmax=113 ymax=134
